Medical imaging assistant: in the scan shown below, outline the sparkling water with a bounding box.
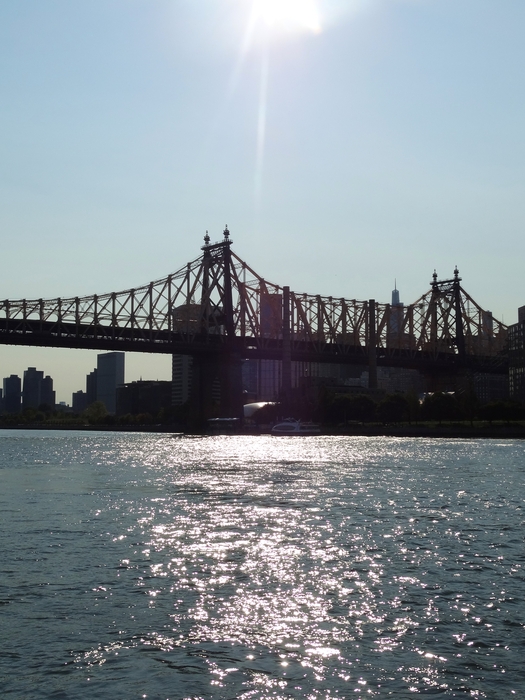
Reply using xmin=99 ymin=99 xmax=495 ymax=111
xmin=1 ymin=431 xmax=524 ymax=698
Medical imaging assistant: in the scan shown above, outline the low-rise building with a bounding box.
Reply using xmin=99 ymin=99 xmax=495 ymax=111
xmin=116 ymin=380 xmax=172 ymax=417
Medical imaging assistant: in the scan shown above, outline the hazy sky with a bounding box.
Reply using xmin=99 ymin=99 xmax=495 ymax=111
xmin=1 ymin=0 xmax=524 ymax=402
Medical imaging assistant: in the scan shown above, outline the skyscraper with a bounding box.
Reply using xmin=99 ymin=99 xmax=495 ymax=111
xmin=391 ymin=284 xmax=400 ymax=307
xmin=172 ymin=354 xmax=192 ymax=406
xmin=86 ymin=369 xmax=98 ymax=406
xmin=3 ymin=375 xmax=21 ymax=414
xmin=21 ymin=368 xmax=55 ymax=410
xmin=509 ymin=305 xmax=525 ymax=402
xmin=388 ymin=282 xmax=404 ymax=340
xmin=39 ymin=375 xmax=56 ymax=408
xmin=22 ymin=367 xmax=44 ymax=410
xmin=96 ymin=352 xmax=125 ymax=413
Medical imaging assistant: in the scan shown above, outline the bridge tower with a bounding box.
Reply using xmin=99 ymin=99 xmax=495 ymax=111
xmin=427 ymin=266 xmax=465 ymax=359
xmin=188 ymin=227 xmax=244 ymax=429
xmin=422 ymin=267 xmax=468 ymax=392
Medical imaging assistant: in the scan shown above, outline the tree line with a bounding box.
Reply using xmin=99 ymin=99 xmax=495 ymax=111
xmin=320 ymin=391 xmax=524 ymax=425
xmin=251 ymin=390 xmax=525 ymax=426
xmin=2 ymin=392 xmax=523 ymax=429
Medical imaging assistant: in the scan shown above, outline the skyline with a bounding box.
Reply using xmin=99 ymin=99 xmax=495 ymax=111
xmin=0 ymin=349 xmax=170 ymax=407
xmin=1 ymin=0 xmax=524 ymax=401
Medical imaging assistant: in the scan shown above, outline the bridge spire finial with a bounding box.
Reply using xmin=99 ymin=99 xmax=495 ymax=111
xmin=223 ymin=225 xmax=230 ymax=241
xmin=454 ymin=265 xmax=459 ymax=280
xmin=432 ymin=269 xmax=438 ymax=284
xmin=204 ymin=230 xmax=210 ymax=246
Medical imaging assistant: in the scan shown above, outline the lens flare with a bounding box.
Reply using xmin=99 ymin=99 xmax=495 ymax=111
xmin=253 ymin=0 xmax=322 ymax=34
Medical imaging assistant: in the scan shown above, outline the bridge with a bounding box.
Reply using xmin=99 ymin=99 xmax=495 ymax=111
xmin=0 ymin=227 xmax=508 ymax=421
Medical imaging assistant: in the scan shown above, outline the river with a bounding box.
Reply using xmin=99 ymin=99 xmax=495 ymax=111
xmin=1 ymin=431 xmax=524 ymax=698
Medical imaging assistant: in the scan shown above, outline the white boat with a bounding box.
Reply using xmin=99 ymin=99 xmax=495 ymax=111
xmin=271 ymin=419 xmax=321 ymax=436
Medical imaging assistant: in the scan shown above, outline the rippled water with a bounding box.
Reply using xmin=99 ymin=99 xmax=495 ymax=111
xmin=1 ymin=431 xmax=524 ymax=699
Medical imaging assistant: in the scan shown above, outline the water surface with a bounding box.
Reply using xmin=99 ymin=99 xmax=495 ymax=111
xmin=1 ymin=431 xmax=524 ymax=698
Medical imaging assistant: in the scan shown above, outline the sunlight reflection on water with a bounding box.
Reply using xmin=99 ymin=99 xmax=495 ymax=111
xmin=1 ymin=432 xmax=524 ymax=698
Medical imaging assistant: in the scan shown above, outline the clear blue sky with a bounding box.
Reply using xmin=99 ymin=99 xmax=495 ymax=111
xmin=1 ymin=0 xmax=524 ymax=402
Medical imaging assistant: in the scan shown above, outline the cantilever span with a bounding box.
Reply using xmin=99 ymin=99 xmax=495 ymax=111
xmin=0 ymin=230 xmax=508 ymax=373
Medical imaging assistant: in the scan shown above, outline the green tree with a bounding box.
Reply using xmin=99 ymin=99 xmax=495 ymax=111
xmin=21 ymin=407 xmax=45 ymax=423
xmin=458 ymin=381 xmax=479 ymax=426
xmin=83 ymin=401 xmax=109 ymax=425
xmin=422 ymin=393 xmax=463 ymax=423
xmin=405 ymin=391 xmax=421 ymax=423
xmin=325 ymin=394 xmax=377 ymax=424
xmin=376 ymin=394 xmax=409 ymax=424
xmin=479 ymin=400 xmax=523 ymax=424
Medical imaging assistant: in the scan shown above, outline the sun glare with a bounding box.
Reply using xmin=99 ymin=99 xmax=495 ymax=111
xmin=252 ymin=0 xmax=322 ymax=34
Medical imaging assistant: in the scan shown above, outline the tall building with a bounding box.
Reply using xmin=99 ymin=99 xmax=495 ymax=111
xmin=116 ymin=380 xmax=172 ymax=416
xmin=96 ymin=352 xmax=125 ymax=413
xmin=242 ymin=359 xmax=351 ymax=402
xmin=86 ymin=369 xmax=98 ymax=406
xmin=39 ymin=376 xmax=56 ymax=408
xmin=509 ymin=305 xmax=525 ymax=402
xmin=22 ymin=367 xmax=44 ymax=410
xmin=3 ymin=375 xmax=21 ymax=413
xmin=21 ymin=368 xmax=55 ymax=410
xmin=72 ymin=390 xmax=88 ymax=413
xmin=257 ymin=359 xmax=282 ymax=401
xmin=260 ymin=293 xmax=282 ymax=337
xmin=391 ymin=283 xmax=400 ymax=307
xmin=388 ymin=282 xmax=404 ymax=339
xmin=171 ymin=354 xmax=222 ymax=407
xmin=172 ymin=354 xmax=192 ymax=406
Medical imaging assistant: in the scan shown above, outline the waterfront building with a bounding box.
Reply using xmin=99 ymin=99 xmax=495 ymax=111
xmin=39 ymin=375 xmax=56 ymax=408
xmin=86 ymin=369 xmax=98 ymax=406
xmin=21 ymin=368 xmax=55 ymax=410
xmin=172 ymin=354 xmax=192 ymax=406
xmin=22 ymin=367 xmax=44 ymax=410
xmin=3 ymin=375 xmax=21 ymax=413
xmin=241 ymin=359 xmax=285 ymax=402
xmin=96 ymin=352 xmax=125 ymax=414
xmin=241 ymin=359 xmax=362 ymax=402
xmin=472 ymin=372 xmax=509 ymax=404
xmin=509 ymin=305 xmax=525 ymax=402
xmin=72 ymin=390 xmax=89 ymax=413
xmin=116 ymin=380 xmax=172 ymax=417
xmin=360 ymin=366 xmax=423 ymax=394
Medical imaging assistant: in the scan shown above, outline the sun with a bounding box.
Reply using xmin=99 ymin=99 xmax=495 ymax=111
xmin=252 ymin=0 xmax=322 ymax=34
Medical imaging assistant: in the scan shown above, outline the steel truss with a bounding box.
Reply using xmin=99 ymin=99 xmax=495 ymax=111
xmin=0 ymin=230 xmax=508 ymax=371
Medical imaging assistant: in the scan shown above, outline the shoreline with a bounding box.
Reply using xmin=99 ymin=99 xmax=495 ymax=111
xmin=1 ymin=422 xmax=525 ymax=439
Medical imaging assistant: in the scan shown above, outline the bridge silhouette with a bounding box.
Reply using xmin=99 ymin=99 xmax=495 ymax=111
xmin=0 ymin=227 xmax=508 ymax=421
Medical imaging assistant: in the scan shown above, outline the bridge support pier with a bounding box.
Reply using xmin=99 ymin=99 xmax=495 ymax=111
xmin=220 ymin=349 xmax=244 ymax=421
xmin=188 ymin=349 xmax=244 ymax=431
xmin=188 ymin=354 xmax=219 ymax=431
